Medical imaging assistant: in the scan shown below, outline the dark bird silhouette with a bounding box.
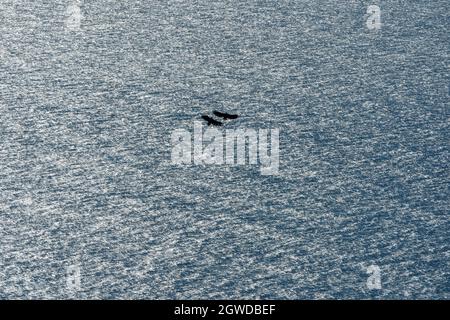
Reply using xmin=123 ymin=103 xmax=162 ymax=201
xmin=213 ymin=110 xmax=239 ymax=120
xmin=201 ymin=115 xmax=223 ymax=126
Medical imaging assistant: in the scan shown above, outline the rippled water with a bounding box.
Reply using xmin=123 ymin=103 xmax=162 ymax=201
xmin=0 ymin=0 xmax=448 ymax=299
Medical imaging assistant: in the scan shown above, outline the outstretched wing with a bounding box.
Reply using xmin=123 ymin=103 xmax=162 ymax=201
xmin=201 ymin=115 xmax=223 ymax=126
xmin=213 ymin=111 xmax=239 ymax=120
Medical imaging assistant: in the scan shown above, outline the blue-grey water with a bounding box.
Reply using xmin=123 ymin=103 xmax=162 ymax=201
xmin=0 ymin=0 xmax=448 ymax=299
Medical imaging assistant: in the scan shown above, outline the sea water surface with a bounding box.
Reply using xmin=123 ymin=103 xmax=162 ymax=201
xmin=0 ymin=0 xmax=448 ymax=299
